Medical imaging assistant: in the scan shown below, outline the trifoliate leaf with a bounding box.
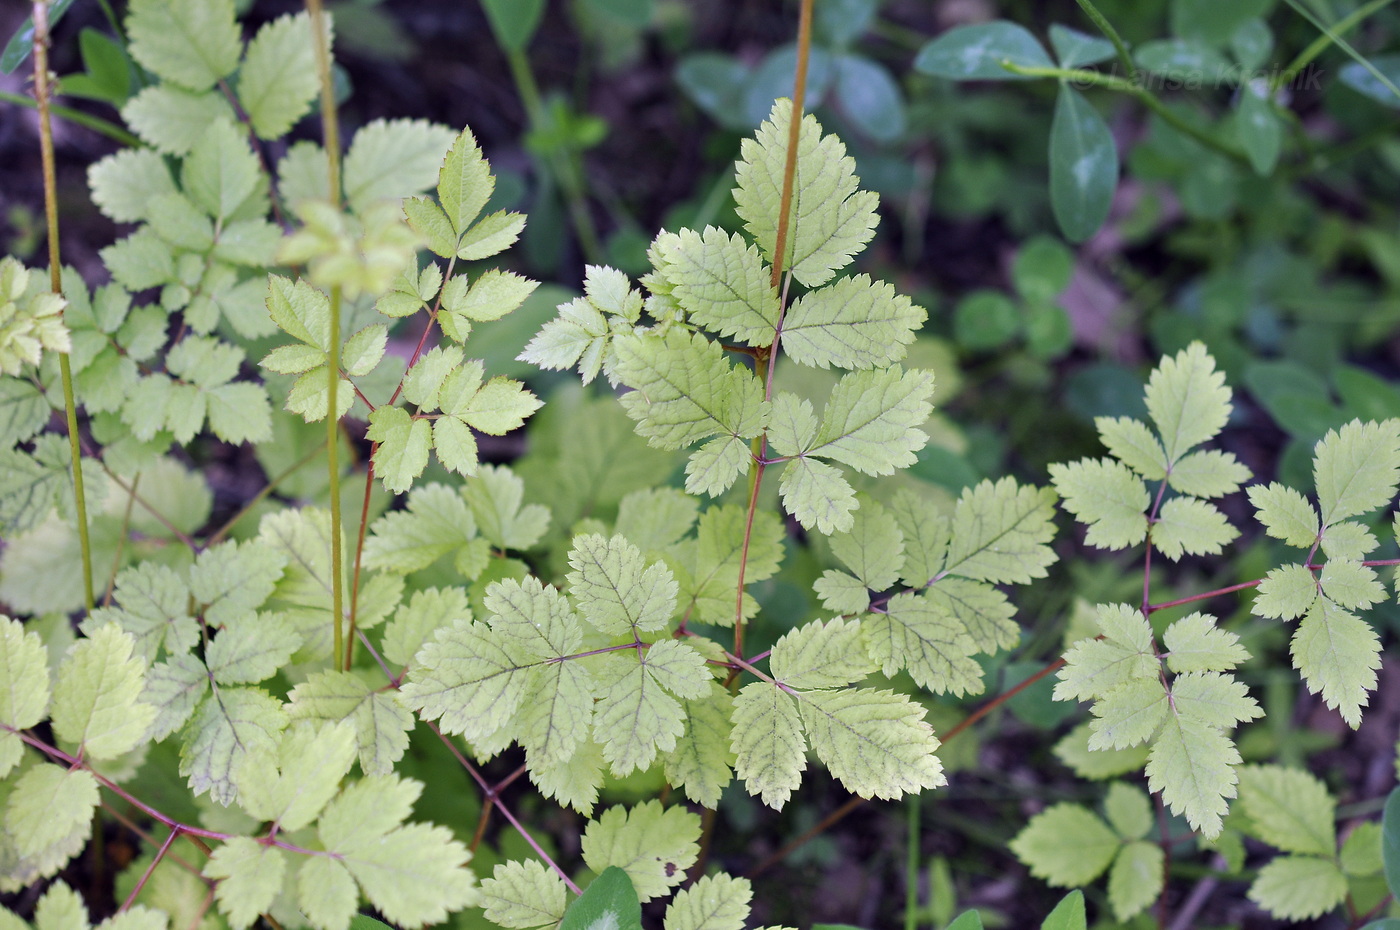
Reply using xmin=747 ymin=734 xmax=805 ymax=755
xmin=1010 ymin=803 xmax=1119 ymax=886
xmin=1089 ymin=678 xmax=1169 ymax=751
xmin=864 ymin=591 xmax=980 ymax=696
xmin=664 ymin=683 xmax=734 ymax=808
xmin=5 ymin=766 xmax=99 ymax=858
xmin=1052 ymin=722 xmax=1149 ymax=780
xmin=800 ymin=687 xmax=944 ymax=800
xmin=770 ymin=618 xmax=874 ymax=689
xmin=1319 ymin=558 xmax=1385 ymax=610
xmin=663 ymin=874 xmax=752 ymax=930
xmin=829 ymin=497 xmax=903 ymax=591
xmin=580 ymin=802 xmax=700 ymax=902
xmin=1237 ymin=765 xmax=1336 ymax=856
xmin=237 ymin=13 xmax=320 ymax=139
xmin=1096 ymin=416 xmax=1167 ymax=480
xmin=1313 ymin=419 xmax=1400 ymax=524
xmin=204 ymin=837 xmax=285 ymax=930
xmin=1050 ymin=458 xmax=1149 ymax=550
xmin=1145 ymin=341 xmax=1231 ymax=464
xmin=567 ymin=534 xmax=677 ymax=636
xmin=614 ymin=329 xmax=767 ymax=449
xmin=463 ymin=465 xmax=550 ymax=551
xmin=731 ymin=682 xmax=805 ymax=809
xmin=128 ymin=0 xmax=240 ymax=91
xmin=1291 ymin=599 xmax=1380 ymax=728
xmin=52 ymin=625 xmax=156 ymax=760
xmin=400 ymin=618 xmax=533 ymax=743
xmin=809 ymin=366 xmax=934 ymax=476
xmin=367 ymin=406 xmax=431 ymax=494
xmin=782 ymin=275 xmax=923 ymax=370
xmin=1248 ymin=482 xmax=1319 ymax=547
xmin=0 ymin=617 xmax=49 ymax=776
xmin=943 ymin=478 xmax=1058 ymax=584
xmin=662 ymin=227 xmax=778 ymax=346
xmin=1152 ymin=497 xmax=1236 ymax=560
xmin=734 ymin=99 xmax=879 ymax=288
xmin=1145 ymin=714 xmax=1240 ymax=838
xmin=1169 ymin=449 xmax=1250 ymax=499
xmin=1247 ymin=855 xmax=1348 ymax=921
xmin=1108 ymin=841 xmax=1164 ymax=921
xmin=479 ymin=860 xmax=567 ymax=930
xmin=1163 ymin=613 xmax=1249 ymax=674
xmin=286 ymin=671 xmax=414 ymax=776
xmin=317 ymin=775 xmax=476 ymax=927
xmin=343 ymin=119 xmax=457 ymax=214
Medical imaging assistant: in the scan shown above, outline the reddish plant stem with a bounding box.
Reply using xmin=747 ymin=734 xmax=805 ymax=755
xmin=121 ymin=826 xmax=181 ymax=911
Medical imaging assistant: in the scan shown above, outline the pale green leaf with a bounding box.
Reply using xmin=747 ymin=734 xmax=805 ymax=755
xmin=485 ymin=575 xmax=582 ymax=660
xmin=5 ymin=767 xmax=99 ymax=858
xmin=342 ymin=324 xmax=387 ymax=377
xmin=180 ymin=687 xmax=287 ymax=805
xmin=367 ymin=406 xmax=431 ymax=494
xmin=32 ymin=882 xmax=86 ymax=930
xmin=1319 ymin=558 xmax=1385 ymax=610
xmin=593 ymin=653 xmax=685 ymax=775
xmin=343 ymin=119 xmax=457 ymax=214
xmin=141 ymin=653 xmax=209 ymax=742
xmin=663 ymin=874 xmax=751 ymax=930
xmin=89 ymin=149 xmax=177 ymax=224
xmin=770 ymin=617 xmax=874 ymax=689
xmin=943 ymin=478 xmax=1058 ymax=584
xmin=779 ymin=455 xmax=857 ymax=534
xmin=237 ymin=13 xmax=320 ymax=139
xmin=364 ymin=483 xmax=477 ymax=574
xmin=1088 ymin=678 xmax=1168 ymax=750
xmin=403 ymin=196 xmax=458 ymax=258
xmin=1052 ymin=722 xmax=1149 ymax=780
xmin=1152 ymin=497 xmax=1237 ymax=560
xmin=1171 ymin=671 xmax=1261 ymax=730
xmin=1009 ymin=803 xmax=1119 ymax=886
xmin=400 ymin=618 xmax=533 ymax=742
xmin=0 ymin=617 xmax=51 ymax=737
xmin=1320 ymin=520 xmax=1377 ymax=561
xmin=1145 ymin=342 xmax=1231 ymax=464
xmin=286 ymin=670 xmax=414 ymax=776
xmin=205 ymin=838 xmax=285 ymax=930
xmin=1237 ymin=765 xmax=1336 ymax=856
xmin=782 ymin=275 xmax=923 ymax=370
xmin=439 ymin=128 xmax=494 ymax=236
xmin=1055 ymin=633 xmax=1158 ymax=705
xmin=235 ymin=721 xmax=355 ymax=831
xmin=730 ymin=682 xmax=805 ymax=809
xmin=584 ymin=265 xmax=643 ymax=321
xmin=122 ymin=86 xmax=236 ymax=155
xmin=613 ymin=329 xmax=767 ymax=449
xmin=190 ymin=539 xmax=287 ymax=628
xmin=684 ymin=435 xmax=751 ymax=498
xmin=1292 ymin=599 xmax=1380 ymax=728
xmin=52 ymin=625 xmax=156 ymax=760
xmin=1168 ymin=449 xmax=1251 ymax=499
xmin=463 ymin=465 xmax=549 ymax=551
xmin=925 ymin=577 xmax=1019 ymax=654
xmin=380 ymin=587 xmax=471 ymax=668
xmin=1314 ymin=419 xmax=1400 ymax=524
xmin=1049 ymin=458 xmax=1149 ymax=550
xmin=401 ymin=345 xmax=463 ymax=410
xmin=101 ymin=227 xmax=175 ymax=291
xmin=734 ymin=99 xmax=879 ymax=288
xmin=298 ymin=857 xmax=358 ymax=930
xmin=1340 ymin=821 xmax=1382 ymax=877
xmin=671 ymin=505 xmax=783 ymax=628
xmin=518 ymin=297 xmax=611 ymax=384
xmin=457 ymin=211 xmax=526 ymax=261
xmin=888 ymin=488 xmax=948 ymax=589
xmin=1247 ymin=855 xmax=1348 ymax=921
xmin=205 ymin=383 xmax=273 ymax=445
xmin=1145 ymin=714 xmax=1240 ymax=838
xmin=516 ymin=660 xmax=594 ymax=768
xmin=1095 ymin=416 xmax=1166 ymax=480
xmin=265 ymin=275 xmax=330 ymax=351
xmin=809 ymin=366 xmax=934 ymax=476
xmin=128 ymin=0 xmax=240 ymax=91
xmin=1108 ymin=841 xmax=1165 ymax=921
xmin=1248 ymin=482 xmax=1319 ymax=547
xmin=529 ymin=737 xmax=606 ymax=815
xmin=182 ymin=119 xmax=260 ymax=223
xmin=446 ymin=376 xmax=541 ymax=435
xmin=663 ymin=683 xmax=734 ymax=808
xmin=1254 ymin=562 xmax=1318 ymax=620
xmin=581 ymin=802 xmax=699 ymax=902
xmin=205 ymin=615 xmax=300 ymax=685
xmin=829 ymin=496 xmax=903 ymax=591
xmin=644 ymin=640 xmax=710 ymax=700
xmin=800 ymin=687 xmax=945 ymax=800
xmin=1103 ymin=782 xmax=1153 ymax=841
xmin=813 ymin=571 xmax=868 ymax=614
xmin=567 ymin=534 xmax=677 ymax=636
xmin=479 ymin=860 xmax=567 ymax=930
xmin=1163 ymin=612 xmax=1249 ymax=674
xmin=662 ymin=227 xmax=778 ymax=346
xmin=457 ymin=270 xmax=539 ymax=323
xmin=863 ymin=590 xmax=980 ymax=696
xmin=766 ymin=391 xmax=817 ymax=458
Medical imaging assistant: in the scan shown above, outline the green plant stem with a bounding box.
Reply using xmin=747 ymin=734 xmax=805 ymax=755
xmin=32 ymin=0 xmax=95 ymax=615
xmin=1074 ymin=0 xmax=1136 ymax=80
xmin=306 ymin=0 xmax=347 ymax=672
xmin=1275 ymin=0 xmax=1398 ymax=92
xmin=505 ymin=47 xmax=603 ymax=263
xmin=1002 ymin=61 xmax=1251 ymax=165
xmin=0 ymin=89 xmax=142 ymax=147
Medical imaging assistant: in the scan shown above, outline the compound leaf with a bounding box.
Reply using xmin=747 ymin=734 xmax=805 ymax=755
xmin=943 ymin=478 xmax=1058 ymax=584
xmin=286 ymin=670 xmax=414 ymax=776
xmin=662 ymin=227 xmax=778 ymax=346
xmin=235 ymin=721 xmax=356 ymax=831
xmin=864 ymin=591 xmax=980 ymax=696
xmin=400 ymin=618 xmax=533 ymax=743
xmin=770 ymin=617 xmax=874 ymax=690
xmin=778 ymin=456 xmax=858 ymax=535
xmin=567 ymin=534 xmax=677 ymax=636
xmin=1151 ymin=497 xmax=1236 ymax=560
xmin=1145 ymin=714 xmax=1240 ymax=838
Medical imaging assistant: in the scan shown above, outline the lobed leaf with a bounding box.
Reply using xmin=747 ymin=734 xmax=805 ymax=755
xmin=781 ymin=275 xmax=924 ymax=370
xmin=1145 ymin=341 xmax=1231 ymax=465
xmin=799 ymin=687 xmax=945 ymax=800
xmin=580 ymin=802 xmax=699 ymax=902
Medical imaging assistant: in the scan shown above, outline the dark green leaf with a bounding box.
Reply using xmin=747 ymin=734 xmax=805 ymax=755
xmin=1 ymin=0 xmax=78 ymax=74
xmin=833 ymin=54 xmax=905 ymax=142
xmin=1235 ymin=85 xmax=1281 ymax=175
xmin=1041 ymin=890 xmax=1087 ymax=930
xmin=742 ymin=44 xmax=833 ymax=128
xmin=1382 ymin=786 xmax=1400 ymax=899
xmin=1231 ymin=19 xmax=1273 ymax=72
xmin=60 ymin=28 xmax=131 ymax=105
xmin=1360 ymin=921 xmax=1400 ymax=930
xmin=815 ymin=0 xmax=877 ymax=47
xmin=1049 ymin=84 xmax=1117 ymax=242
xmin=954 ymin=290 xmax=1021 ymax=351
xmin=1049 ymin=25 xmax=1116 ymax=69
xmin=480 ymin=0 xmax=545 ymax=53
xmin=676 ymin=53 xmax=752 ymax=130
xmin=914 ymin=22 xmax=1054 ymax=81
xmin=582 ymin=0 xmax=653 ymax=27
xmin=1135 ymin=40 xmax=1234 ymax=84
xmin=1340 ymin=55 xmax=1400 ymax=108
xmin=560 ymin=867 xmax=642 ymax=930
xmin=1171 ymin=0 xmax=1274 ymax=46
xmin=348 ymin=916 xmax=393 ymax=930
xmin=1012 ymin=235 xmax=1074 ymax=303
xmin=946 ymin=911 xmax=985 ymax=930
xmin=1336 ymin=365 xmax=1400 ymax=423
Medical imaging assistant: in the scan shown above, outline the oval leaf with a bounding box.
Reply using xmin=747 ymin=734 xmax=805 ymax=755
xmin=915 ymin=22 xmax=1053 ymax=81
xmin=1049 ymin=85 xmax=1117 ymax=242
